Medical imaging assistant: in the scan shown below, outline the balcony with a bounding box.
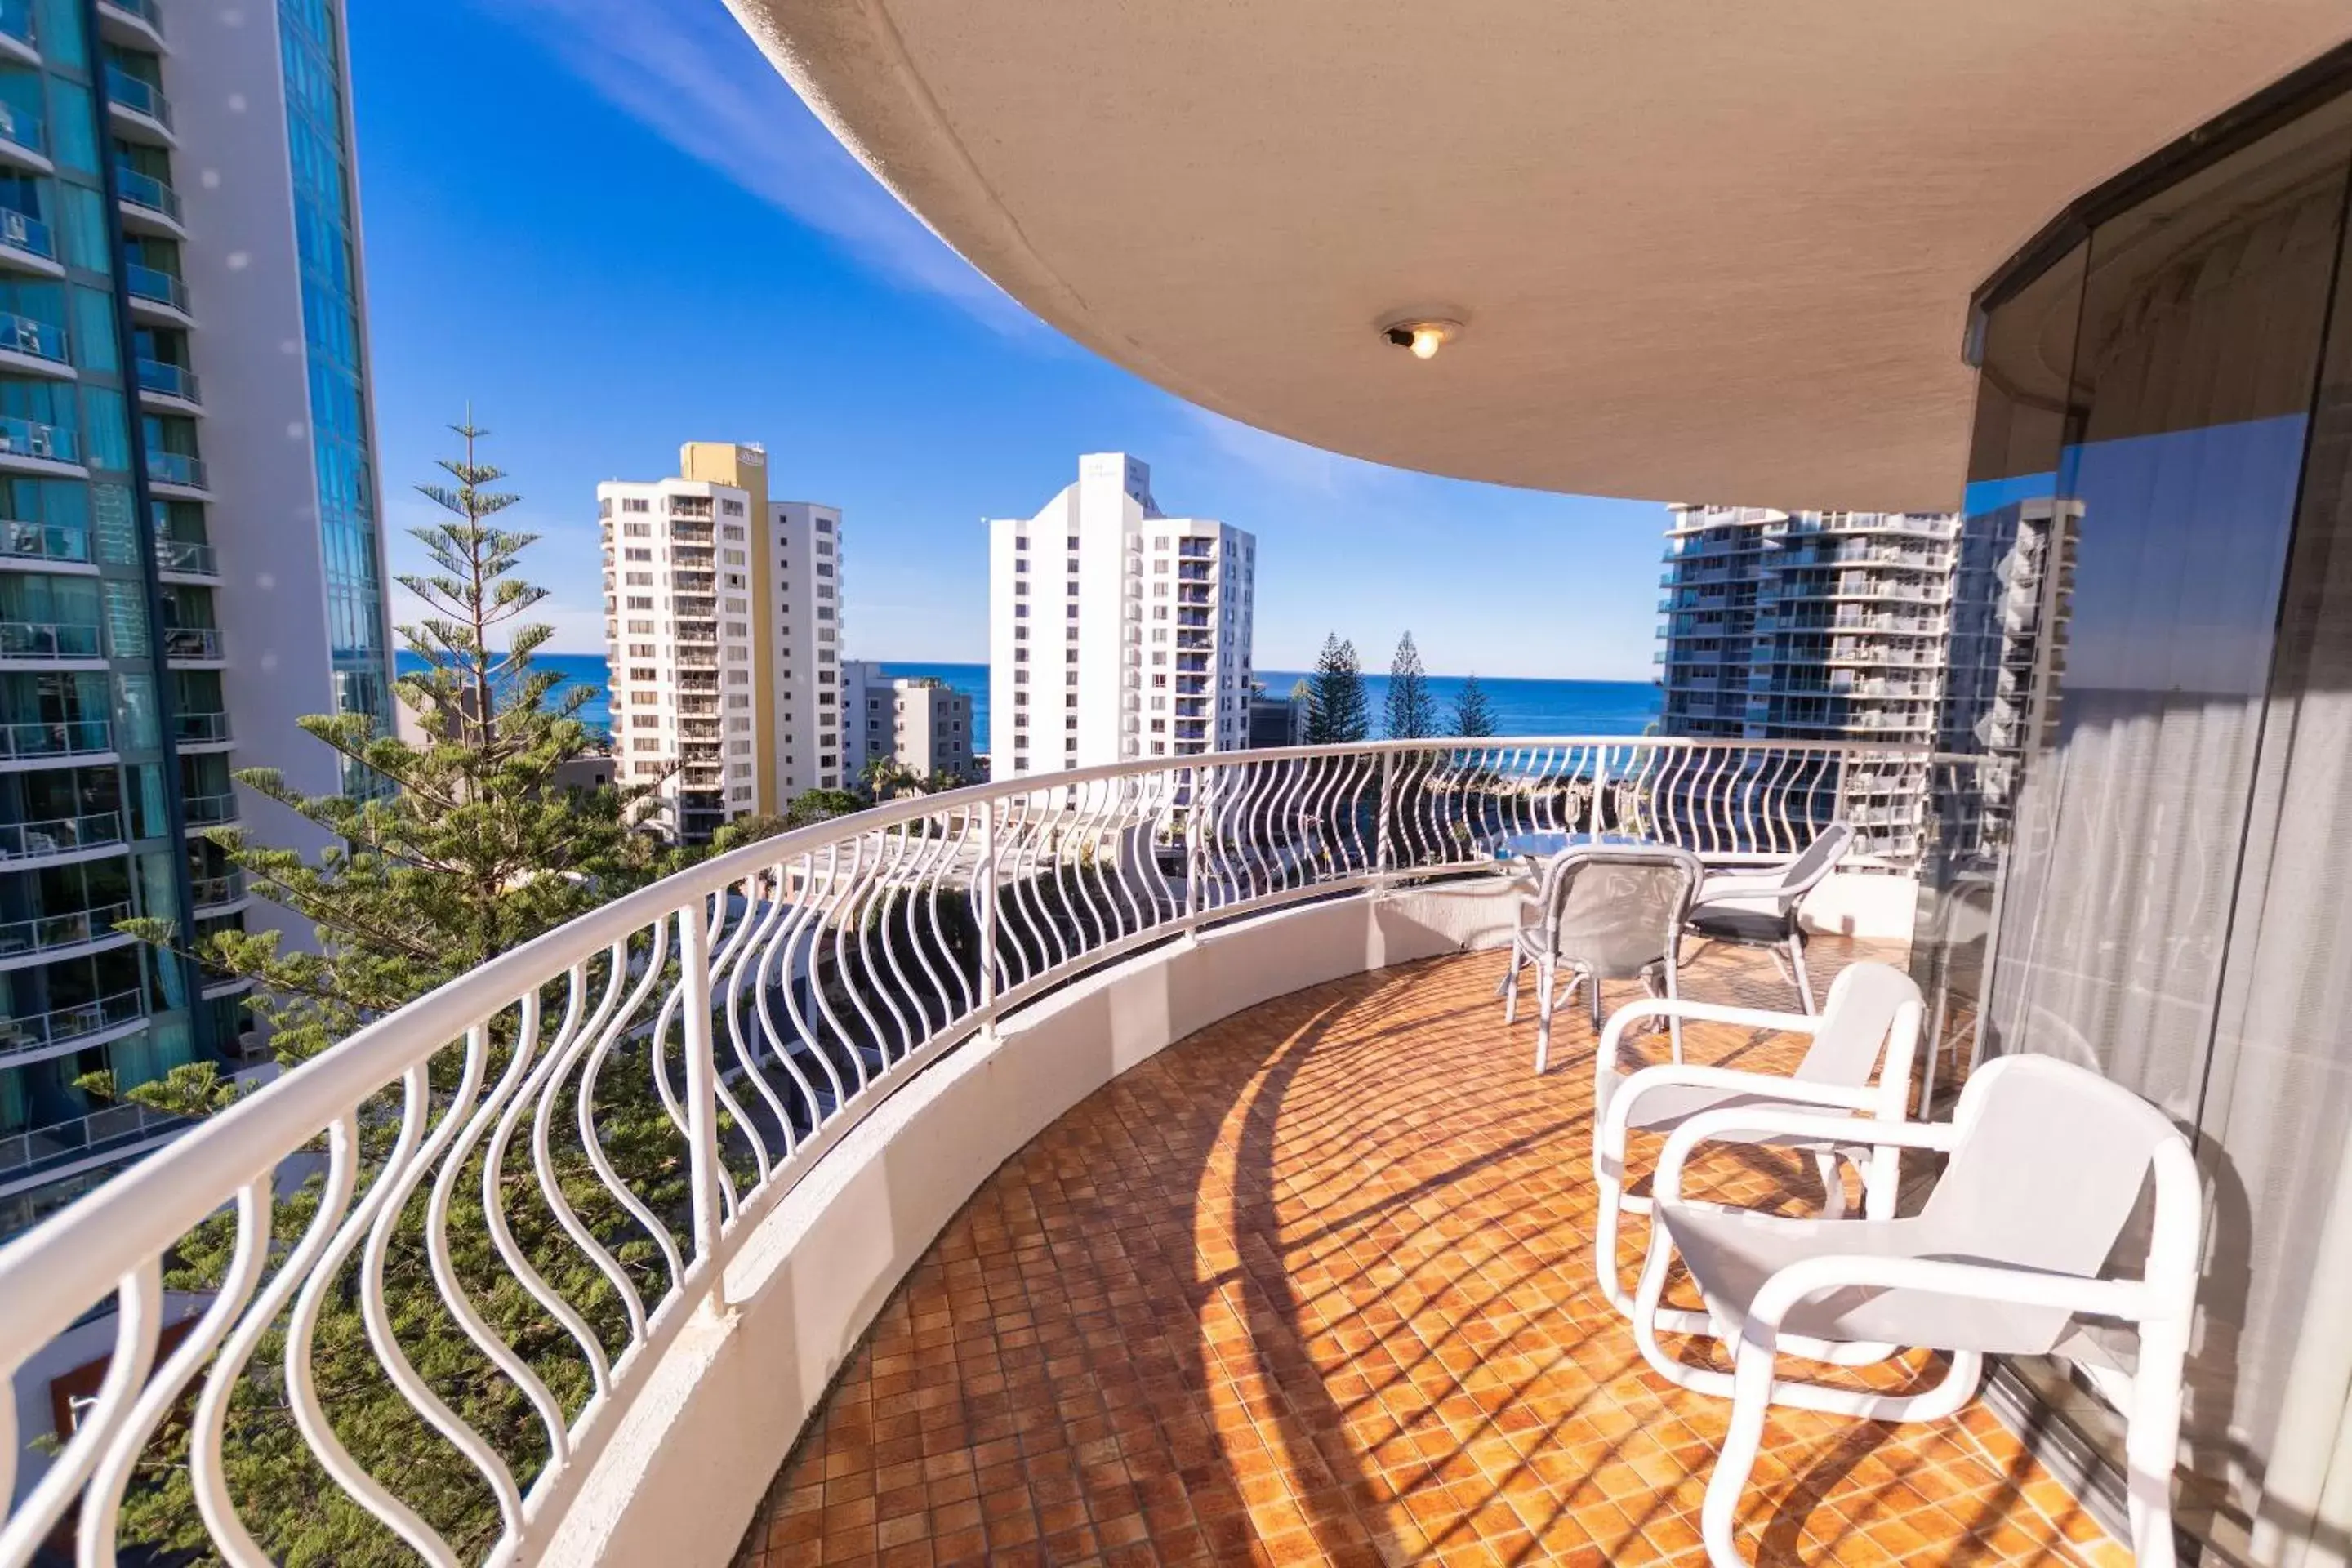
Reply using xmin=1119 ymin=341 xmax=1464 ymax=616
xmin=0 ymin=519 xmax=87 ymax=568
xmin=0 ymin=808 xmax=123 ymax=862
xmin=134 ymin=356 xmax=201 ymax=411
xmin=0 ymin=0 xmax=33 ymax=65
xmin=189 ymin=869 xmax=245 ymax=911
xmin=173 ymin=709 xmax=231 ymax=747
xmin=0 ymin=102 xmax=45 ymax=173
xmin=144 ymin=449 xmax=208 ymax=495
xmin=0 ymin=415 xmax=79 ymax=474
xmin=153 ymin=533 xmax=217 ymax=577
xmin=0 ymin=738 xmax=2092 ymax=1568
xmin=103 ymin=65 xmax=174 ymax=144
xmin=0 ymin=898 xmax=134 ymax=962
xmin=181 ymin=789 xmax=238 ymax=827
xmin=112 ymin=167 xmax=185 ymax=236
xmin=161 ymin=626 xmax=222 ymax=662
xmin=0 ymin=717 xmax=111 ymax=766
xmin=122 ymin=260 xmax=192 ymax=324
xmin=0 ymin=621 xmax=103 ymax=663
xmin=0 ymin=988 xmax=144 ymax=1063
xmin=0 ymin=206 xmax=55 ymax=277
xmin=95 ymin=0 xmax=164 ymax=50
xmin=0 ymin=310 xmax=67 ymax=378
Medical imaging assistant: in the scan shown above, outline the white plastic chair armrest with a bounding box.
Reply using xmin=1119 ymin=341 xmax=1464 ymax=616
xmin=1598 ymin=998 xmax=1820 ymax=1066
xmin=1601 ymin=1064 xmax=1878 ymax=1159
xmin=1746 ymin=1254 xmax=2151 ymax=1345
xmin=1655 ymin=1106 xmax=1959 ymax=1206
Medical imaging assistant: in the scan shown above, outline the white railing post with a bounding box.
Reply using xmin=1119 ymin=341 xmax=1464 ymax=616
xmin=1374 ymin=749 xmax=1396 ymax=880
xmin=1588 ymin=748 xmax=1609 ymax=836
xmin=1183 ymin=764 xmax=1205 ymax=926
xmin=976 ymin=799 xmax=1000 ymax=1018
xmin=678 ymin=892 xmax=724 ymax=1305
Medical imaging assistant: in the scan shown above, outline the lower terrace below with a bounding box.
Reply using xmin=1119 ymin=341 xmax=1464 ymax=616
xmin=730 ymin=938 xmax=2121 ymax=1568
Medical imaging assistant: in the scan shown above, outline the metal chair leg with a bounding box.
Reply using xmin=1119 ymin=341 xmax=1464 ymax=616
xmin=1789 ymin=930 xmax=1816 ymax=1015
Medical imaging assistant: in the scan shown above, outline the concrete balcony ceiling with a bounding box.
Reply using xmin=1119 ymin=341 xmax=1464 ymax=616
xmin=738 ymin=0 xmax=2350 ymax=509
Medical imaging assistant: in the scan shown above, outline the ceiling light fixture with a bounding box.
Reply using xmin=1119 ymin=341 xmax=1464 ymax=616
xmin=1380 ymin=314 xmax=1464 ymax=360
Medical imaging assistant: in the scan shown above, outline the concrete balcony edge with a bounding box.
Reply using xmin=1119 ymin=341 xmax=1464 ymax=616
xmin=538 ymin=879 xmax=1524 ymax=1568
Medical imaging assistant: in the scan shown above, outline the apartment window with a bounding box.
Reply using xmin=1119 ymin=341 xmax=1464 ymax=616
xmin=724 ymin=597 xmax=748 ymax=613
xmin=1065 ymin=716 xmax=1078 ymax=731
xmin=817 ymin=586 xmax=835 ymax=601
xmin=1152 ymin=674 xmax=1166 ymax=688
xmin=817 ymin=563 xmax=834 ymax=578
xmin=1013 ymin=692 xmax=1029 ymax=707
xmin=1013 ymin=581 xmax=1028 ymax=597
xmin=1152 ymin=653 xmax=1166 ymax=666
xmin=1014 ymin=670 xmax=1030 ymax=685
xmin=624 ymin=594 xmax=653 ymax=609
xmin=630 ymin=714 xmax=659 ymax=728
xmin=817 ymin=608 xmax=834 ymax=620
xmin=816 ymin=518 xmax=834 ymax=533
xmin=1014 ymin=626 xmax=1028 ymax=640
xmin=1013 ymin=535 xmax=1028 ymax=550
xmin=721 ymin=500 xmax=745 ymax=516
xmin=622 ymin=497 xmax=650 ymax=513
xmin=630 ymin=666 xmax=657 ymax=681
xmin=1066 ymin=605 xmax=1078 ymax=620
xmin=1066 ymin=556 xmax=1080 ymax=575
xmin=1152 ymin=630 xmax=1168 ymax=643
xmin=816 ymin=541 xmax=834 ymax=556
xmin=1065 ymin=536 xmax=1079 ymax=550
xmin=727 ymin=693 xmax=750 ymax=709
xmin=627 ymin=620 xmax=654 ymax=634
xmin=724 ymin=669 xmax=748 ymax=684
xmin=629 ymin=643 xmax=656 ymax=657
xmin=721 ymin=524 xmax=745 ymax=541
xmin=624 ymin=523 xmax=651 ymax=539
xmin=1013 ymin=648 xmax=1029 ymax=662
xmin=722 ymin=550 xmax=746 ymax=565
xmin=625 ymin=548 xmax=652 ymax=562
xmin=1153 ymin=606 xmax=1169 ymax=620
xmin=599 ymin=498 xmax=613 ymax=518
xmin=1013 ymin=555 xmax=1028 ymax=575
xmin=1154 ymin=559 xmax=1169 ymax=573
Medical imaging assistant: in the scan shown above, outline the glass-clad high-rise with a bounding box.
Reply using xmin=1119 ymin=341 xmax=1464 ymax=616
xmin=0 ymin=0 xmax=391 ymax=1236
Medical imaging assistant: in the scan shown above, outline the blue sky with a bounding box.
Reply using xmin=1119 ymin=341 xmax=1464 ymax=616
xmin=350 ymin=1 xmax=1672 ymax=679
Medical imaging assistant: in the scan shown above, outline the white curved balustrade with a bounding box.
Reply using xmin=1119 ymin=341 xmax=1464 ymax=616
xmin=0 ymin=737 xmax=1989 ymax=1567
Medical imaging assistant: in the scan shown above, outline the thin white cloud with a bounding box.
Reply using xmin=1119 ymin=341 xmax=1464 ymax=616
xmin=473 ymin=0 xmax=1036 ymax=333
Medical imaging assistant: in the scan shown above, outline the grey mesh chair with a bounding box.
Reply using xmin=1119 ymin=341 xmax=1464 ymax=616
xmin=1683 ymin=821 xmax=1853 ymax=1013
xmin=1590 ymin=960 xmax=1922 ymax=1325
xmin=1502 ymin=844 xmax=1704 ymax=1072
xmin=1633 ymin=1054 xmax=2201 ymax=1568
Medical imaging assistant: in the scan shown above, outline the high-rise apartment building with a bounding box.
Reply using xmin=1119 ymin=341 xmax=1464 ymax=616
xmin=0 ymin=0 xmax=394 ymax=1228
xmin=1655 ymin=505 xmax=1959 ymax=858
xmin=839 ymin=661 xmax=975 ymax=786
xmin=599 ymin=443 xmax=843 ymax=843
xmin=987 ymin=453 xmax=1255 ymax=776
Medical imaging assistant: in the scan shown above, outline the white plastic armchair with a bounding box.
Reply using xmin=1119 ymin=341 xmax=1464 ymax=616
xmin=1633 ymin=1054 xmax=2201 ymax=1568
xmin=1591 ymin=961 xmax=1922 ymax=1334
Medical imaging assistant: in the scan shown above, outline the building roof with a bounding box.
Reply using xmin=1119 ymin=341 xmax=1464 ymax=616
xmin=737 ymin=2 xmax=2347 ymax=510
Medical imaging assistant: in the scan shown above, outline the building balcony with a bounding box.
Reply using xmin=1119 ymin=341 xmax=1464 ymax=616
xmin=95 ymin=0 xmax=164 ymax=51
xmin=0 ymin=310 xmax=69 ymax=378
xmin=0 ymin=621 xmax=103 ymax=664
xmin=144 ymin=449 xmax=208 ymax=496
xmin=0 ymin=520 xmax=87 ymax=569
xmin=0 ymin=898 xmax=134 ymax=964
xmin=161 ymin=626 xmax=222 ymax=663
xmin=0 ymin=207 xmax=57 ymax=278
xmin=0 ymin=415 xmax=81 ymax=475
xmin=122 ymin=260 xmax=193 ymax=326
xmin=0 ymin=718 xmax=111 ymax=768
xmin=173 ymin=710 xmax=231 ymax=748
xmin=134 ymin=357 xmax=201 ymax=412
xmin=181 ymin=789 xmax=238 ymax=828
xmin=103 ymin=65 xmax=174 ymax=145
xmin=112 ymin=167 xmax=185 ymax=237
xmin=0 ymin=103 xmax=46 ymax=174
xmin=0 ymin=808 xmax=123 ymax=864
xmin=189 ymin=870 xmax=245 ymax=911
xmin=153 ymin=534 xmax=217 ymax=578
xmin=0 ymin=988 xmax=145 ymax=1065
xmin=0 ymin=0 xmax=33 ymax=65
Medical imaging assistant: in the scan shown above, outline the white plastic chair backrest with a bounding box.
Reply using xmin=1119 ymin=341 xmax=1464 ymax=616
xmin=1544 ymin=845 xmax=1704 ymax=975
xmin=1771 ymin=822 xmax=1854 ymax=905
xmin=1789 ymin=961 xmax=1922 ymax=1108
xmin=1922 ymin=1054 xmax=2182 ymax=1277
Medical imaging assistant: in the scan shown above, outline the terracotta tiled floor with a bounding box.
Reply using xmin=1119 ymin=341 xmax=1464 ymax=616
xmin=733 ymin=938 xmax=2124 ymax=1567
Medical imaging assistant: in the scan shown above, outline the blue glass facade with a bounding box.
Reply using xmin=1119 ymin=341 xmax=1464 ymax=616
xmin=278 ymin=0 xmax=388 ymax=749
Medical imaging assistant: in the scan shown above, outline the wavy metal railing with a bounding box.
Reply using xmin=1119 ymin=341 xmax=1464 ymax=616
xmin=0 ymin=737 xmax=1992 ymax=1566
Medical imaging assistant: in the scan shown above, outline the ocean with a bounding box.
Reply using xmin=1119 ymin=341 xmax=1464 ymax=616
xmin=399 ymin=654 xmax=1660 ymax=751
